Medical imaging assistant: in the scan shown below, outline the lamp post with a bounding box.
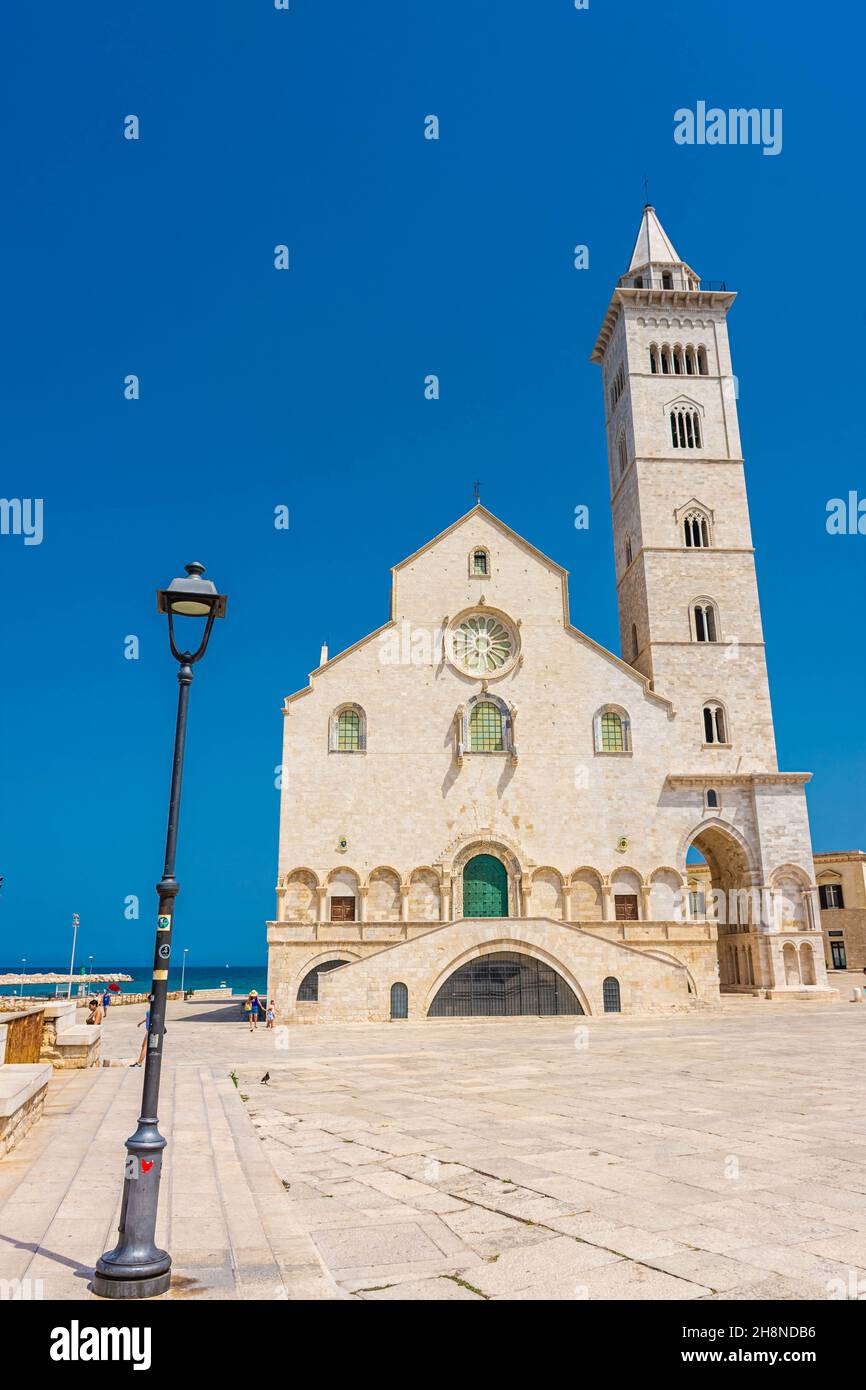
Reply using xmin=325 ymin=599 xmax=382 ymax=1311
xmin=19 ymin=958 xmax=26 ymax=997
xmin=94 ymin=562 xmax=226 ymax=1299
xmin=67 ymin=914 xmax=80 ymax=999
xmin=180 ymin=947 xmax=189 ymax=997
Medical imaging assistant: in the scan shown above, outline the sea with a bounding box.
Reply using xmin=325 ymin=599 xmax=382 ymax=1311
xmin=0 ymin=964 xmax=267 ymax=999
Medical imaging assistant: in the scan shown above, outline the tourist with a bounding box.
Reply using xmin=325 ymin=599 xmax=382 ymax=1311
xmin=86 ymin=997 xmax=103 ymax=1025
xmin=248 ymin=990 xmax=261 ymax=1032
xmin=102 ymin=988 xmax=111 ymax=1013
xmin=266 ymin=999 xmax=275 ymax=1030
xmin=131 ymin=1007 xmax=149 ymax=1067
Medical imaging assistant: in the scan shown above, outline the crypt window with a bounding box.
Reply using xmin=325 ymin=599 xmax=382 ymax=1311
xmin=602 ymin=977 xmax=622 ymax=1012
xmin=819 ymin=884 xmax=845 ymax=910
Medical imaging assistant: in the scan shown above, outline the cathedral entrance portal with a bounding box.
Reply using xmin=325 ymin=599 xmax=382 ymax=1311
xmin=463 ymin=854 xmax=508 ymax=917
xmin=428 ymin=951 xmax=583 ymax=1017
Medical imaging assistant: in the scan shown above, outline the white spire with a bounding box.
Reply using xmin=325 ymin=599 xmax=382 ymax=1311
xmin=319 ymin=641 xmax=329 ymax=666
xmin=628 ymin=205 xmax=682 ymax=271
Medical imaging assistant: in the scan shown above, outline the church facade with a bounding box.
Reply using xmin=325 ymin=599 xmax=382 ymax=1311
xmin=266 ymin=207 xmax=832 ymax=1022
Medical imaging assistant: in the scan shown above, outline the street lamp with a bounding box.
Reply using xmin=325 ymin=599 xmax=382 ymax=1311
xmin=94 ymin=562 xmax=226 ymax=1299
xmin=19 ymin=958 xmax=26 ymax=997
xmin=180 ymin=947 xmax=189 ymax=996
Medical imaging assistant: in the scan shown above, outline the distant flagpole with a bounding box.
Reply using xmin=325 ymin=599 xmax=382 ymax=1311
xmin=67 ymin=913 xmax=80 ymax=999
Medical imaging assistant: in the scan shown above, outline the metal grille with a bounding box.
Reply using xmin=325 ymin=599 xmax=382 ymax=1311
xmin=469 ymin=701 xmax=503 ymax=752
xmin=602 ymin=977 xmax=621 ymax=1013
xmin=428 ymin=951 xmax=583 ymax=1017
xmin=297 ymin=958 xmax=349 ymax=1001
xmin=390 ymin=982 xmax=409 ymax=1019
xmin=600 ymin=712 xmax=624 ymax=751
xmin=336 ymin=709 xmax=360 ymax=751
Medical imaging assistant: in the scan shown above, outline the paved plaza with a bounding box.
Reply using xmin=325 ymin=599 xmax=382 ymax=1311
xmin=1 ymin=995 xmax=865 ymax=1300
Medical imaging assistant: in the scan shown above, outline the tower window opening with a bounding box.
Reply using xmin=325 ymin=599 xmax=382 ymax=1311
xmin=684 ymin=511 xmax=710 ymax=548
xmin=662 ymin=271 xmax=673 ymax=289
xmin=670 ymin=407 xmax=702 ymax=449
xmin=703 ymin=702 xmax=728 ymax=745
xmin=693 ymin=601 xmax=718 ymax=643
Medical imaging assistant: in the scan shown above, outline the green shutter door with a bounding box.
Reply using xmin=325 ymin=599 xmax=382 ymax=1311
xmin=463 ymin=854 xmax=508 ymax=917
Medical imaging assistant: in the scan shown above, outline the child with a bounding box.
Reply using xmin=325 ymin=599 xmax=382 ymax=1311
xmin=266 ymin=999 xmax=275 ymax=1029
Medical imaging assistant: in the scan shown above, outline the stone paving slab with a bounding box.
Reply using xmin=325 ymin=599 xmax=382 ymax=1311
xmin=2 ymin=996 xmax=865 ymax=1301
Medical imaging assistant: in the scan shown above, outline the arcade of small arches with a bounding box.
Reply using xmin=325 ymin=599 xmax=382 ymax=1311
xmin=276 ymin=840 xmax=823 ymax=939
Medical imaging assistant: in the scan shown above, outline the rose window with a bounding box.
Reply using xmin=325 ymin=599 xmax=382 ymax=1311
xmin=450 ymin=614 xmax=516 ymax=675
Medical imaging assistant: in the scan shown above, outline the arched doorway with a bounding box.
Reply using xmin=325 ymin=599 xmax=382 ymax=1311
xmin=428 ymin=951 xmax=583 ymax=1017
xmin=463 ymin=854 xmax=508 ymax=918
xmin=684 ymin=823 xmax=755 ymax=991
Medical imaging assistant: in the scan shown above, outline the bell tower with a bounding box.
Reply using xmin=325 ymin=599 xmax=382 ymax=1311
xmin=591 ymin=206 xmax=777 ymax=770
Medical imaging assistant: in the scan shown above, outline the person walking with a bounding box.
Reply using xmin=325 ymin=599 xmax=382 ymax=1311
xmin=131 ymin=1006 xmax=150 ymax=1066
xmin=102 ymin=988 xmax=111 ymax=1013
xmin=266 ymin=999 xmax=275 ymax=1030
xmin=248 ymin=990 xmax=261 ymax=1032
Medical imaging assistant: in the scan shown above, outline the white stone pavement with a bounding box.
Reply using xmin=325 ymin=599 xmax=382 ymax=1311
xmin=1 ymin=996 xmax=865 ymax=1300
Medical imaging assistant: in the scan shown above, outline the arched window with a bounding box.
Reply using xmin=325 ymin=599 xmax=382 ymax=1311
xmin=470 ymin=547 xmax=489 ymax=577
xmin=706 ymin=787 xmax=720 ymax=809
xmin=661 ymin=347 xmax=671 ymax=374
xmin=617 ymin=432 xmax=628 ymax=479
xmin=697 ymin=346 xmax=709 ymax=375
xmin=649 ymin=345 xmax=659 ymax=374
xmin=685 ymin=346 xmax=696 ymax=375
xmin=670 ymin=406 xmax=702 ymax=449
xmin=692 ymin=600 xmax=719 ymax=642
xmin=673 ymin=346 xmax=684 ymax=375
xmin=602 ymin=977 xmax=621 ymax=1013
xmin=469 ymin=700 xmax=504 ymax=752
xmin=297 ymin=959 xmax=350 ymax=1002
xmin=330 ymin=704 xmax=367 ymax=752
xmin=390 ymin=982 xmax=409 ymax=1019
xmin=702 ymin=702 xmax=728 ymax=745
xmin=594 ymin=706 xmax=632 ymax=754
xmin=683 ymin=510 xmax=710 ymax=547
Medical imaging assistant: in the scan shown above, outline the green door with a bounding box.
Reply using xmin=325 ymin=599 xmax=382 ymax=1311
xmin=463 ymin=854 xmax=508 ymax=917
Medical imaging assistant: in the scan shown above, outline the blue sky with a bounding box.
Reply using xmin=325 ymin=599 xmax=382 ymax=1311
xmin=2 ymin=1 xmax=864 ymax=964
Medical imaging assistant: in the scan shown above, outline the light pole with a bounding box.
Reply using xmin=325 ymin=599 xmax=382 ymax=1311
xmin=67 ymin=914 xmax=80 ymax=999
xmin=19 ymin=958 xmax=26 ymax=997
xmin=94 ymin=562 xmax=226 ymax=1299
xmin=180 ymin=947 xmax=189 ymax=997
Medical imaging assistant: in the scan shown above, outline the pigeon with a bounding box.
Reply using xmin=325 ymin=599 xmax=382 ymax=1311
xmin=261 ymin=1072 xmax=270 ymax=1086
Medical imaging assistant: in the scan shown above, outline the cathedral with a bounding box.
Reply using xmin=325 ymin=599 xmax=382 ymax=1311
xmin=266 ymin=207 xmax=833 ymax=1022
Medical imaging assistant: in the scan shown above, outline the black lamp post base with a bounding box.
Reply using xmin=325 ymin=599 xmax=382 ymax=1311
xmin=93 ymin=1268 xmax=172 ymax=1300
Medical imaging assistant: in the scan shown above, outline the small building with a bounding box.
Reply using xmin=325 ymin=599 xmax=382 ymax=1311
xmin=814 ymin=852 xmax=866 ymax=972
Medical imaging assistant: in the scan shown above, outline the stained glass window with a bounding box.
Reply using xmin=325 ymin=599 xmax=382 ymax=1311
xmin=469 ymin=701 xmax=504 ymax=752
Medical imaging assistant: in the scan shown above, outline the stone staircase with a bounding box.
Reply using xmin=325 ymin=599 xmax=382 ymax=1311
xmin=0 ymin=1063 xmax=338 ymax=1300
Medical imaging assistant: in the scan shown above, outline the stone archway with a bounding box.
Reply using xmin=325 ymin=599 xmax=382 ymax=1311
xmin=446 ymin=834 xmax=524 ymax=918
xmin=427 ymin=950 xmax=584 ymax=1017
xmin=682 ymin=820 xmax=757 ymax=992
